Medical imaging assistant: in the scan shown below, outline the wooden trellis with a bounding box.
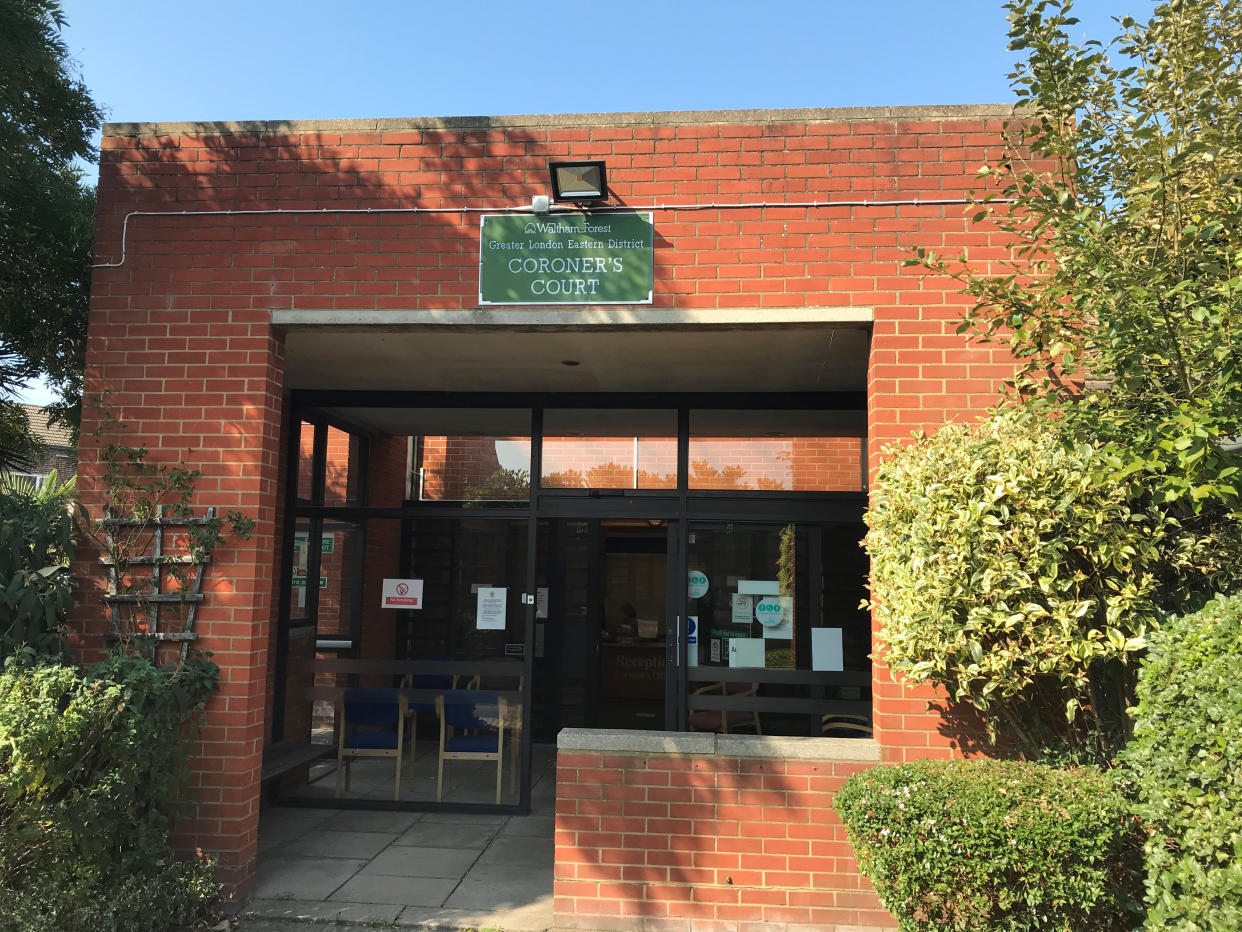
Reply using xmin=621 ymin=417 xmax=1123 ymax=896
xmin=100 ymin=506 xmax=214 ymax=662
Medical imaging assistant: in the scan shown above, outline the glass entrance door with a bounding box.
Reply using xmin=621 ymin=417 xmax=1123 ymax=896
xmin=532 ymin=518 xmax=680 ymax=737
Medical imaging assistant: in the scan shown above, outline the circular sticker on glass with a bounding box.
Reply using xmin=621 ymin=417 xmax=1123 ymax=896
xmin=755 ymin=597 xmax=785 ymax=626
xmin=687 ymin=570 xmax=709 ymax=599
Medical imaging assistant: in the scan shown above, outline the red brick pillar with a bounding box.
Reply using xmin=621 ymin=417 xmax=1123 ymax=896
xmin=73 ymin=299 xmax=286 ymax=896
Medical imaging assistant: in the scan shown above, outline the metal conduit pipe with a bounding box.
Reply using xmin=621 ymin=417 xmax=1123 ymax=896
xmin=91 ymin=196 xmax=1015 ymax=269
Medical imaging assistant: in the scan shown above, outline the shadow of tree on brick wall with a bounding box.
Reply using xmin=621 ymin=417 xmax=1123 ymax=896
xmin=85 ymin=119 xmax=583 ymax=903
xmin=554 ymin=749 xmax=896 ymax=929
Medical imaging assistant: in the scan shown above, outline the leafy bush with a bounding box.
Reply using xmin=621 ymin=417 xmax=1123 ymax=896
xmin=0 ymin=470 xmax=75 ymax=664
xmin=865 ymin=410 xmax=1242 ymax=760
xmin=838 ymin=759 xmax=1143 ymax=931
xmin=0 ymin=654 xmax=220 ymax=931
xmin=1123 ymin=593 xmax=1242 ymax=930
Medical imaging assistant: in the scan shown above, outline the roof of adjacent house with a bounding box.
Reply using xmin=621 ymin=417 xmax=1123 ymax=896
xmin=20 ymin=404 xmax=74 ymax=449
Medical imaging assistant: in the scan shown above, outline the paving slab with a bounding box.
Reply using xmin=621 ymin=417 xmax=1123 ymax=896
xmin=295 ymin=829 xmax=398 ymax=860
xmin=250 ymin=855 xmax=366 ymax=900
xmin=394 ymin=819 xmax=498 ymax=849
xmin=497 ymin=814 xmax=554 ymax=838
xmin=444 ymin=871 xmax=554 ymax=911
xmin=320 ymin=809 xmax=424 ymax=834
xmin=329 ymin=873 xmax=458 ymax=908
xmin=364 ymin=845 xmax=481 ymax=879
xmin=420 ymin=810 xmax=511 ymax=827
xmin=398 ymin=899 xmax=554 ymax=930
xmin=471 ymin=834 xmax=553 ymax=873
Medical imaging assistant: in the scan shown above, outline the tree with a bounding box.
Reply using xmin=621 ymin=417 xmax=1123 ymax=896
xmin=916 ymin=0 xmax=1242 ymax=513
xmin=868 ymin=0 xmax=1242 ymax=759
xmin=0 ymin=0 xmax=102 ymax=430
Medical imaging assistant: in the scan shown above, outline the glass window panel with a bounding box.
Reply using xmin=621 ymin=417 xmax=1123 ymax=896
xmin=417 ymin=435 xmax=532 ymax=501
xmin=541 ymin=409 xmax=676 ymax=490
xmin=278 ymin=515 xmax=535 ymax=808
xmin=689 ymin=410 xmax=865 ymax=492
xmin=685 ymin=520 xmax=872 ymax=738
xmin=322 ymin=427 xmax=364 ymax=505
xmin=686 ymin=522 xmax=806 ymax=671
xmin=296 ymin=421 xmax=316 ymax=504
xmin=401 ymin=409 xmax=532 ymax=503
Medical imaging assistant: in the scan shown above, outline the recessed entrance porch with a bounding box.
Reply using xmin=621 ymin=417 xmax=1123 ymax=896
xmin=264 ymin=313 xmax=874 ymax=817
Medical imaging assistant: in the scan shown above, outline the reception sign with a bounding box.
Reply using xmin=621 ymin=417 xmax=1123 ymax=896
xmin=479 ymin=212 xmax=654 ymax=305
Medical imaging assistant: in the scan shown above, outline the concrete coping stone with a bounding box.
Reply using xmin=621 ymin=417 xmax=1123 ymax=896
xmin=103 ymin=103 xmax=1021 ymax=138
xmin=557 ymin=728 xmax=716 ymax=755
xmin=557 ymin=728 xmax=881 ymax=762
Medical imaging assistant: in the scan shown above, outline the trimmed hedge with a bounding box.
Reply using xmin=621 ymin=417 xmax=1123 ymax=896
xmin=838 ymin=759 xmax=1144 ymax=931
xmin=1124 ymin=593 xmax=1242 ymax=930
xmin=0 ymin=655 xmax=220 ymax=932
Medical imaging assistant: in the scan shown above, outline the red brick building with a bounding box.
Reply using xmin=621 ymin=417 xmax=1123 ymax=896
xmin=78 ymin=106 xmax=1017 ymax=928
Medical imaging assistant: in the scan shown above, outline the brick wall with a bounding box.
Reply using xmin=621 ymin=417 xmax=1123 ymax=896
xmin=84 ymin=106 xmax=1025 ymax=894
xmin=74 ymin=310 xmax=285 ymax=894
xmin=555 ymin=734 xmax=894 ymax=931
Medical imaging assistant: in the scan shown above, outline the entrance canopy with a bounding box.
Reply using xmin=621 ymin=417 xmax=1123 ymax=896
xmin=275 ymin=307 xmax=872 ymax=394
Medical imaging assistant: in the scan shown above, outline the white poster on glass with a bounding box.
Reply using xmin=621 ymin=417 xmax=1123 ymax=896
xmin=729 ymin=637 xmax=766 ymax=668
xmin=476 ymin=586 xmax=507 ymax=630
xmin=812 ymin=627 xmax=844 ymax=671
xmin=730 ymin=594 xmax=753 ymax=625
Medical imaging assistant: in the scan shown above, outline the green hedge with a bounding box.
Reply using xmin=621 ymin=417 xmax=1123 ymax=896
xmin=838 ymin=759 xmax=1144 ymax=931
xmin=0 ymin=655 xmax=220 ymax=932
xmin=1124 ymin=593 xmax=1242 ymax=930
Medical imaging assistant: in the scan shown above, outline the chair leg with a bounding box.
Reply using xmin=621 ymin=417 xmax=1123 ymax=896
xmin=437 ymin=754 xmax=445 ymax=802
xmin=410 ymin=716 xmax=418 ymax=771
xmin=495 ymin=753 xmax=503 ymax=805
xmin=510 ymin=739 xmax=518 ymax=795
xmin=335 ymin=752 xmax=344 ymax=797
xmin=394 ymin=749 xmax=403 ymax=803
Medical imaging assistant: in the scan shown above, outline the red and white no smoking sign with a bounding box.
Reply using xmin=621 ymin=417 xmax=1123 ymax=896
xmin=381 ymin=578 xmax=424 ymax=609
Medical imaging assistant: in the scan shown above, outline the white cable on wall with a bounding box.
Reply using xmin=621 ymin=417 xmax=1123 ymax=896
xmin=91 ymin=196 xmax=1012 ymax=270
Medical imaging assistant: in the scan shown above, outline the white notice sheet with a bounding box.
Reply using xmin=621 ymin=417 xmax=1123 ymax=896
xmin=476 ymin=587 xmax=507 ymax=630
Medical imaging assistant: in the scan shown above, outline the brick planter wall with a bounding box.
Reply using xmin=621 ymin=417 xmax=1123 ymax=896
xmin=555 ymin=730 xmax=895 ymax=931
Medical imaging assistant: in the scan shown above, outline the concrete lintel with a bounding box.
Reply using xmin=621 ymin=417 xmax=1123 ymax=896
xmin=271 ymin=306 xmax=874 ymax=331
xmin=103 ymin=104 xmax=1020 ymax=139
xmin=557 ymin=728 xmax=881 ymax=762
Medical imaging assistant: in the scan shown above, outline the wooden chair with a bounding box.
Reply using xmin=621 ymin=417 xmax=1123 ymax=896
xmin=821 ymin=713 xmax=873 ymax=738
xmin=335 ymin=687 xmax=411 ymax=801
xmin=435 ymin=689 xmax=514 ymax=804
xmin=688 ymin=681 xmax=762 ymax=734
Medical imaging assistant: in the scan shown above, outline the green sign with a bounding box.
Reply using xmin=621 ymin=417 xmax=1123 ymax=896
xmin=479 ymin=212 xmax=654 ymax=305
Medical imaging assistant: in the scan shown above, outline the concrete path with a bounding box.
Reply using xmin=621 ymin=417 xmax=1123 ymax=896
xmin=234 ymin=750 xmax=556 ymax=931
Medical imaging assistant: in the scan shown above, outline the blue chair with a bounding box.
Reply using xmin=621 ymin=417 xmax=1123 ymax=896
xmin=435 ymin=689 xmax=515 ymax=803
xmin=400 ymin=655 xmax=471 ymax=749
xmin=335 ymin=687 xmax=410 ymax=801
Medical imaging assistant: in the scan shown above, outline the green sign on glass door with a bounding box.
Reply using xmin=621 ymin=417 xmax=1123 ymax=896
xmin=478 ymin=212 xmax=654 ymax=305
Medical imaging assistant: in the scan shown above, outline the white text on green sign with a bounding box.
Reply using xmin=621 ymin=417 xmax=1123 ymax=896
xmin=479 ymin=212 xmax=654 ymax=305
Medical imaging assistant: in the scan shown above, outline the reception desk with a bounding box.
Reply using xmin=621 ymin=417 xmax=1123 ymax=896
xmin=598 ymin=641 xmax=666 ymax=728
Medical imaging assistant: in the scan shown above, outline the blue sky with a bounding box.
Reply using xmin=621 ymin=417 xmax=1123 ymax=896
xmin=18 ymin=0 xmax=1154 ymax=405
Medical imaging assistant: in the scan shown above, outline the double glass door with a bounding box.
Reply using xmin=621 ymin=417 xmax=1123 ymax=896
xmin=532 ymin=518 xmax=681 ymax=737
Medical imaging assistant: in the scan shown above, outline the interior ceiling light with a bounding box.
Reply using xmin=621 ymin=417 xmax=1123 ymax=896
xmin=549 ymin=160 xmax=607 ymax=202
